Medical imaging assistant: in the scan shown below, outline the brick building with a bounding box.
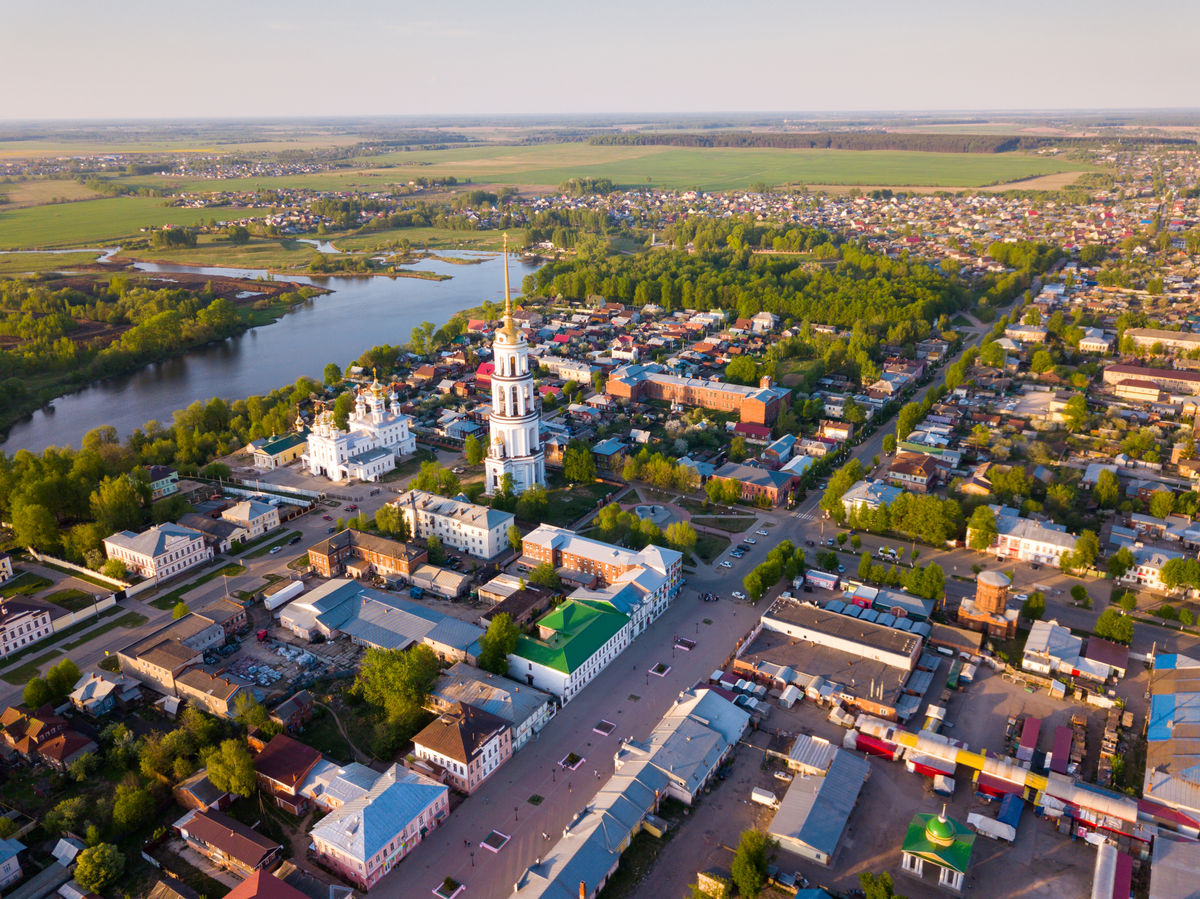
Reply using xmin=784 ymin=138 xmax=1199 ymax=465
xmin=306 ymin=529 xmax=427 ymax=579
xmin=606 ymin=363 xmax=791 ymax=425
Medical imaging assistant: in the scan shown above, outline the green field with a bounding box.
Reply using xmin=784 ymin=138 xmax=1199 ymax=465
xmin=110 ymin=142 xmax=1090 ymax=196
xmin=0 ymin=250 xmax=105 ymax=274
xmin=0 ymin=197 xmax=267 ymax=250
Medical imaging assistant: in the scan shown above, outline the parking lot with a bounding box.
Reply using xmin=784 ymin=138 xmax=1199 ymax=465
xmin=632 ymin=657 xmax=1126 ymax=899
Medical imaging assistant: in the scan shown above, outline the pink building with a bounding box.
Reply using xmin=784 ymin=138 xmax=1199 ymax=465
xmin=412 ymin=702 xmax=512 ymax=794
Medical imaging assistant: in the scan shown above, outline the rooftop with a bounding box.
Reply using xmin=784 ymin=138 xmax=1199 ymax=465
xmin=515 ymin=599 xmax=629 ymax=674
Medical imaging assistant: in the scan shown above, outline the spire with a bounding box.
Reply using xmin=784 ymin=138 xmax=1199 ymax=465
xmin=502 ymin=232 xmax=518 ymax=341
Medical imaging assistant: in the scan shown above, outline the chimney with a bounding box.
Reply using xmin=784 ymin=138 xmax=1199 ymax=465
xmin=580 ymin=882 xmax=587 ymax=899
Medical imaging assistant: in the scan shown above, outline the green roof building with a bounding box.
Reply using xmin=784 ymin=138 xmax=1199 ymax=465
xmin=900 ymin=808 xmax=975 ymax=894
xmin=509 ymin=599 xmax=630 ymax=704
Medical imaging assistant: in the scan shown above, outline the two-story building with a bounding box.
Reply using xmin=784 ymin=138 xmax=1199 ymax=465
xmin=0 ymin=600 xmax=54 ymax=659
xmin=412 ymin=702 xmax=512 ymax=794
xmin=429 ymin=662 xmax=555 ymax=752
xmin=175 ymin=809 xmax=282 ymax=878
xmin=308 ymin=765 xmax=448 ymax=890
xmin=306 ymin=529 xmax=427 ymax=580
xmin=221 ymin=500 xmax=281 ymax=540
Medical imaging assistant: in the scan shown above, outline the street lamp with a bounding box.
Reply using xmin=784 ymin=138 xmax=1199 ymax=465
xmin=470 ymin=852 xmax=474 ymax=868
xmin=514 ymin=805 xmax=519 ymax=821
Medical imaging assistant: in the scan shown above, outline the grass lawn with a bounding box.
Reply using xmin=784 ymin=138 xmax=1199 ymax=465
xmin=0 ymin=196 xmax=270 ymax=250
xmin=692 ymin=515 xmax=756 ymax=533
xmin=0 ymin=250 xmax=103 ymax=275
xmin=300 ymin=707 xmax=354 ymax=764
xmin=0 ymin=570 xmax=52 ymax=598
xmin=328 ymin=226 xmax=506 ymax=253
xmin=149 ymin=562 xmax=247 ymax=610
xmin=542 ymin=477 xmax=619 ymax=528
xmin=121 ymin=234 xmax=319 ymax=271
xmin=693 ymin=533 xmax=731 ymax=563
xmin=43 ymin=588 xmax=94 ymax=612
xmin=1 ymin=650 xmax=60 ymax=685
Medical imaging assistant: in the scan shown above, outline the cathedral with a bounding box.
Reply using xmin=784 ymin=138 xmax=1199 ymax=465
xmin=485 ymin=238 xmax=546 ymax=495
xmin=303 ymin=377 xmax=416 ymax=483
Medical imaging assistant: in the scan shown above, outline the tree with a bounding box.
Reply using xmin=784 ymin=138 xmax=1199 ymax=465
xmin=508 ymin=524 xmax=523 ymax=551
xmin=1094 ymin=469 xmax=1121 ymax=508
xmin=323 ymin=362 xmax=342 ymax=387
xmin=730 ymin=829 xmax=773 ymax=899
xmin=12 ymin=501 xmax=59 ymax=551
xmin=859 ymin=872 xmax=906 ymax=899
xmin=967 ymin=505 xmax=998 ymax=551
xmin=1063 ymin=394 xmax=1089 ymax=433
xmin=563 ymin=440 xmax=596 ymax=483
xmin=528 ymin=563 xmax=562 ymax=590
xmin=206 ymin=738 xmax=257 ymax=796
xmin=1095 ymin=607 xmax=1134 ymax=644
xmin=23 ymin=677 xmax=52 ymax=709
xmin=426 ymin=535 xmax=447 ymax=566
xmin=1160 ymin=557 xmax=1200 ymax=591
xmin=172 ymin=601 xmax=189 ymax=620
xmin=1150 ymin=490 xmax=1176 ymax=519
xmin=45 ymin=658 xmax=80 ymax=700
xmin=332 ymin=392 xmax=355 ymax=430
xmin=1022 ymin=592 xmax=1046 ymax=621
xmin=725 ymin=356 xmax=758 ymax=386
xmin=101 ymin=558 xmax=128 ymax=580
xmin=1064 ymin=530 xmax=1100 ymax=573
xmin=1030 ymin=349 xmax=1055 ymax=373
xmin=1070 ymin=584 xmax=1090 ymax=606
xmin=1116 ymin=591 xmax=1138 ymax=612
xmin=355 ymin=644 xmax=441 ymax=729
xmin=477 ymin=613 xmax=521 ymax=675
xmin=74 ymin=844 xmax=124 ymax=893
xmin=1108 ymin=546 xmax=1135 ymax=580
xmin=233 ymin=694 xmax=277 ymax=735
xmin=516 ymin=484 xmax=549 ymax=521
xmin=882 ymin=433 xmax=896 ymax=454
xmin=112 ymin=784 xmax=155 ymax=831
xmin=665 ymin=521 xmax=698 ymax=553
xmin=729 ymin=436 xmax=747 ymax=463
xmin=375 ymin=504 xmax=410 ymax=541
xmin=90 ymin=475 xmax=144 ymax=535
xmin=464 ymin=434 xmax=484 ymax=466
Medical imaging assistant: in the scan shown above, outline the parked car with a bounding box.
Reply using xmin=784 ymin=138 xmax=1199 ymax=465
xmin=805 ymin=539 xmax=816 ymax=547
xmin=288 ymin=535 xmax=301 ymax=545
xmin=719 ymin=561 xmax=733 ymax=569
xmin=269 ymin=546 xmax=282 ymax=554
xmin=744 ymin=537 xmax=757 ymax=545
xmin=756 ymin=529 xmax=769 ymax=536
xmin=732 ymin=591 xmax=746 ymax=600
xmin=346 ymin=504 xmax=358 ymax=512
xmin=323 ymin=514 xmax=333 ymax=521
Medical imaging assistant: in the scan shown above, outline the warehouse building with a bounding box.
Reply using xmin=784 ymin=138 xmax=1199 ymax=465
xmin=768 ymin=749 xmax=870 ymax=866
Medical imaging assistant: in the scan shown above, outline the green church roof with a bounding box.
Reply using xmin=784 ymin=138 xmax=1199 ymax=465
xmin=513 ymin=598 xmax=628 ymax=674
xmin=902 ymin=812 xmax=975 ymax=875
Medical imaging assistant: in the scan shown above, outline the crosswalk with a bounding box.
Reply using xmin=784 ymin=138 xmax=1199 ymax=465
xmin=792 ymin=510 xmax=819 ymax=522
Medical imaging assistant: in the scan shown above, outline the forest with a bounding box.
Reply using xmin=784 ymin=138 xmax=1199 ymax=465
xmin=525 ymin=220 xmax=973 ymax=328
xmin=589 ymin=131 xmax=1196 ymax=152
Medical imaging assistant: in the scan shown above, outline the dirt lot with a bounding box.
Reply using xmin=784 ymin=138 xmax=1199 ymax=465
xmin=631 ymin=661 xmax=1131 ymax=899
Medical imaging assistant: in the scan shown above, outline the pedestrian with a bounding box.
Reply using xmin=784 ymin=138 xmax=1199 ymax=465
xmin=568 ymin=782 xmax=572 ymax=792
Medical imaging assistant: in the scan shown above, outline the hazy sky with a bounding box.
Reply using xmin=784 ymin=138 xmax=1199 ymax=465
xmin=4 ymin=0 xmax=1198 ymax=119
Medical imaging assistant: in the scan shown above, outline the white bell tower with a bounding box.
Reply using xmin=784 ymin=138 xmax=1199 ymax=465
xmin=485 ymin=235 xmax=545 ymax=495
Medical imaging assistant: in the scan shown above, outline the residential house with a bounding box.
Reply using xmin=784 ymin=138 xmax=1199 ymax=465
xmin=146 ymin=466 xmax=179 ymax=500
xmin=0 ymin=554 xmax=11 ymax=583
xmin=1117 ymin=544 xmax=1187 ymax=593
xmin=606 ymin=363 xmax=791 ymax=425
xmin=117 ymin=614 xmax=223 ymax=696
xmin=887 ymin=452 xmax=942 ymax=493
xmin=220 ymin=871 xmax=310 ymax=899
xmin=0 ymin=839 xmax=23 ymax=890
xmin=254 ymin=734 xmax=323 ymax=814
xmin=174 ymin=669 xmax=247 ymax=719
xmin=175 ymin=809 xmax=282 ymax=877
xmin=308 ymin=765 xmax=449 ymax=890
xmin=412 ymin=702 xmax=512 ymax=794
xmin=68 ymin=671 xmax=141 ymax=717
xmin=0 ymin=705 xmax=97 ymax=771
xmin=429 ymin=662 xmax=555 ymax=752
xmin=0 ymin=600 xmax=53 ymax=660
xmin=392 ymin=489 xmax=514 ymax=559
xmin=103 ymin=523 xmax=213 ymax=582
xmin=841 ymin=480 xmax=903 ymax=515
xmin=174 ymin=768 xmax=232 ymax=812
xmin=520 ymin=525 xmax=683 ymax=605
xmin=221 ymin=501 xmax=281 ymax=540
xmin=269 ymin=690 xmax=315 ymax=733
xmin=709 ymin=462 xmax=797 ymax=507
xmin=971 ymin=505 xmax=1076 ymax=568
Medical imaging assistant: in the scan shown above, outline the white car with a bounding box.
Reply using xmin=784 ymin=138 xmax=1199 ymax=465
xmin=732 ymin=591 xmax=747 ymax=600
xmin=744 ymin=537 xmax=757 ymax=545
xmin=756 ymin=529 xmax=769 ymax=536
xmin=719 ymin=561 xmax=733 ymax=569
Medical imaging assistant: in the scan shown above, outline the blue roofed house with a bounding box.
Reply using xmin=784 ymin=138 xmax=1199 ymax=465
xmin=0 ymin=838 xmax=23 ymax=889
xmin=308 ymin=764 xmax=449 ymax=890
xmin=840 ymin=480 xmax=903 ymax=515
xmin=592 ymin=437 xmax=627 ymax=470
xmin=762 ymin=434 xmax=797 ymax=468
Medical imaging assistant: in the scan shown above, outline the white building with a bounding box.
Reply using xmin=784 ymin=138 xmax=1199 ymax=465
xmin=969 ymin=505 xmax=1075 ymax=569
xmin=103 ymin=523 xmax=213 ymax=581
xmin=393 ymin=489 xmax=514 ymax=559
xmin=303 ymin=379 xmax=416 ymax=483
xmin=485 ymin=244 xmax=545 ymax=496
xmin=508 ymin=597 xmax=632 ymax=703
xmin=430 ymin=662 xmax=555 ymax=752
xmin=220 ymin=500 xmax=280 ymax=539
xmin=1117 ymin=544 xmax=1187 ymax=593
xmin=0 ymin=601 xmax=53 ymax=659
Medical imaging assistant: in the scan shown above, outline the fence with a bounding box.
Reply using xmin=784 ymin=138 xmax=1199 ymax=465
xmin=26 ymin=549 xmax=130 ymax=588
xmin=51 ymin=595 xmax=118 ymax=632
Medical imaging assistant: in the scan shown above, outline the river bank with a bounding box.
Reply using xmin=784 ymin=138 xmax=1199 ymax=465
xmin=2 ymin=251 xmax=538 ymax=452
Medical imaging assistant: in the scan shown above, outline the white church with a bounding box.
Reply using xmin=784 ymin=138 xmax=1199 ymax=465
xmin=485 ymin=237 xmax=546 ymax=495
xmin=303 ymin=378 xmax=416 ymax=483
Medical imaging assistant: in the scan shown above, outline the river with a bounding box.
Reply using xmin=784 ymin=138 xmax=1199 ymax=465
xmin=3 ymin=251 xmax=536 ymax=453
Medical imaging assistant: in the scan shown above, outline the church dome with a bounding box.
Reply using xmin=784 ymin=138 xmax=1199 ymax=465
xmin=925 ymin=814 xmax=956 ymax=847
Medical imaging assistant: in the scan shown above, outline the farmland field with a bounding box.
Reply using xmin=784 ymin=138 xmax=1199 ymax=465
xmin=111 ymin=142 xmax=1090 ymax=195
xmin=0 ymin=196 xmax=268 ymax=249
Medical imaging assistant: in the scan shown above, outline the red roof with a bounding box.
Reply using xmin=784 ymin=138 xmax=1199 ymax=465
xmin=552 ymin=334 xmax=570 ymax=344
xmin=222 ymin=871 xmax=309 ymax=899
xmin=253 ymin=735 xmax=321 ymax=790
xmin=732 ymin=422 xmax=772 ymax=439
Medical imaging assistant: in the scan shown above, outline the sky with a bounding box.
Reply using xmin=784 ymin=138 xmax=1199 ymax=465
xmin=4 ymin=0 xmax=1199 ymax=120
